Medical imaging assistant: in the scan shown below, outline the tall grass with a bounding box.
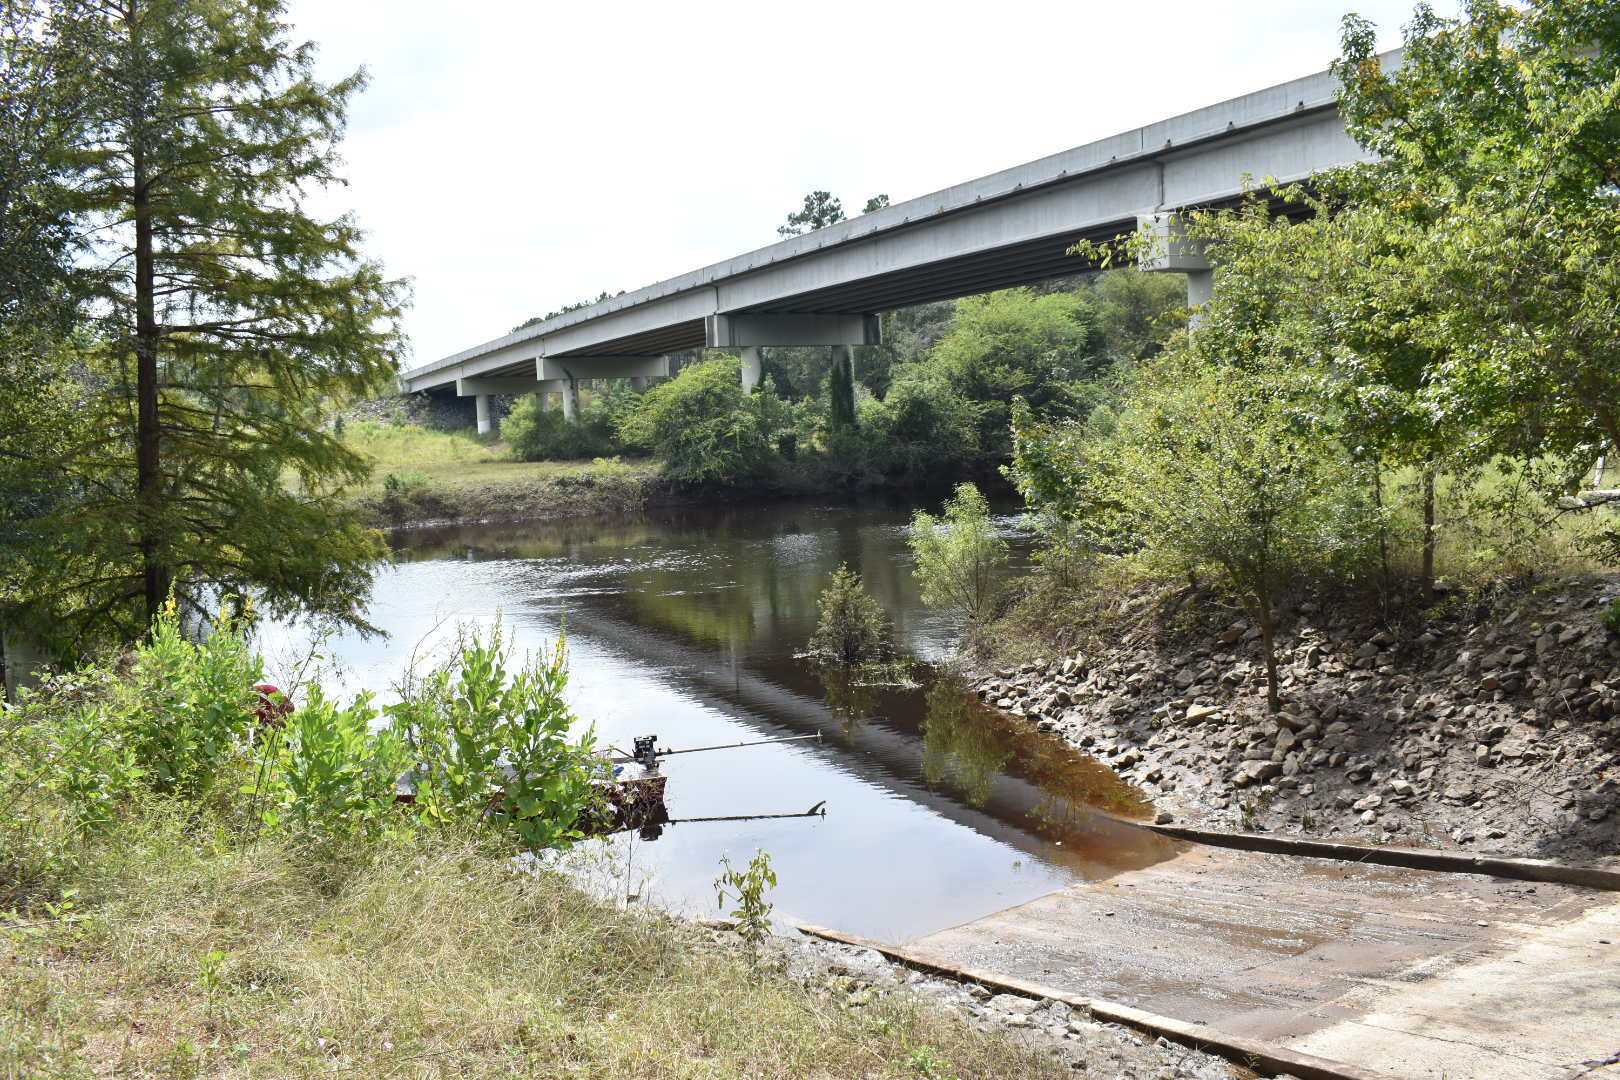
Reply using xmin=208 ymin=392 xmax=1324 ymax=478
xmin=0 ymin=817 xmax=1079 ymax=1079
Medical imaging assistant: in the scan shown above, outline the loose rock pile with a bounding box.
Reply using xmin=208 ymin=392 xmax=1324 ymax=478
xmin=969 ymin=577 xmax=1620 ymax=857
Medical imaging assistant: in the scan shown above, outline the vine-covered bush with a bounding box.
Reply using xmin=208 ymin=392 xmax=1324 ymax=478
xmin=615 ymin=356 xmax=791 ymax=485
xmin=502 ymin=394 xmax=619 ymax=461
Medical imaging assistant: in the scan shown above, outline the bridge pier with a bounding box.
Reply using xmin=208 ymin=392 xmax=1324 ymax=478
xmin=705 ymin=314 xmax=879 ymax=420
xmin=739 ymin=347 xmax=763 ymax=392
xmin=561 ymin=378 xmax=580 ymax=423
xmin=474 ymin=393 xmax=492 ymax=435
xmin=1138 ymin=212 xmax=1214 ymax=328
xmin=629 ymin=376 xmax=648 ymax=394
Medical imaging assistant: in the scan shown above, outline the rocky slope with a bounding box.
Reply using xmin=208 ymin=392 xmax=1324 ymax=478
xmin=968 ymin=576 xmax=1620 ymax=859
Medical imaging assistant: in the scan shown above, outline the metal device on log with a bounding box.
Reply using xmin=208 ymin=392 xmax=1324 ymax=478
xmin=609 ymin=731 xmax=824 ymax=768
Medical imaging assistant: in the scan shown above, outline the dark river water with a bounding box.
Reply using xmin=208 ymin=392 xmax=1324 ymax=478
xmin=257 ymin=500 xmax=1177 ymax=942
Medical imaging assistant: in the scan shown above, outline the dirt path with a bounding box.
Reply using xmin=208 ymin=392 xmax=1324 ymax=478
xmin=909 ymin=847 xmax=1620 ymax=1078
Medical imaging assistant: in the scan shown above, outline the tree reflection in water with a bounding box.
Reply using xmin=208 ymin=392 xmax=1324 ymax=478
xmin=920 ymin=681 xmax=1012 ymax=808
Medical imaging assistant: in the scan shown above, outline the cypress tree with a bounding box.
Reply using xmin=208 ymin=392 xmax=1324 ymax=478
xmin=0 ymin=0 xmax=405 ymax=655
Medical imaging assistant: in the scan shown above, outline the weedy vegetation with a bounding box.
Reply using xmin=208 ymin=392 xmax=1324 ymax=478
xmin=0 ymin=605 xmax=1078 ymax=1079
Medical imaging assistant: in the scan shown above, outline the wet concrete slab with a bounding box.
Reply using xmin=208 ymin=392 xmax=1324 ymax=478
xmin=909 ymin=847 xmax=1620 ymax=1078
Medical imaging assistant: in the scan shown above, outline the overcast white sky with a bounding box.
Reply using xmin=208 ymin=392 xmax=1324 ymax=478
xmin=282 ymin=0 xmax=1439 ymax=368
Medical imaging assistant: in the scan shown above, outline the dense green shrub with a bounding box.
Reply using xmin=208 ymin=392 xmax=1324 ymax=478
xmin=387 ymin=629 xmax=597 ymax=851
xmin=616 ymin=356 xmax=790 ymax=485
xmin=909 ymin=483 xmax=1009 ymax=624
xmin=1 ymin=599 xmax=262 ymax=829
xmin=856 ymin=370 xmax=981 ymax=478
xmin=502 ymin=394 xmax=619 ymax=461
xmin=0 ymin=607 xmax=600 ymax=850
xmin=925 ymin=288 xmax=1102 ymax=456
xmin=267 ymin=685 xmax=413 ymax=843
xmin=807 ymin=564 xmax=894 ymax=665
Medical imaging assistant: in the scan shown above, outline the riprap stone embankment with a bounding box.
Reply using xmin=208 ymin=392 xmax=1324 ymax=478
xmin=969 ymin=577 xmax=1620 ymax=858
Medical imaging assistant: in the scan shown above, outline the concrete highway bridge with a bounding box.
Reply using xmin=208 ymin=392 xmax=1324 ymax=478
xmin=400 ymin=55 xmax=1387 ymax=433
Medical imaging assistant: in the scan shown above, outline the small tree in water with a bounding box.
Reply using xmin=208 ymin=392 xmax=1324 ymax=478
xmin=807 ymin=564 xmax=894 ymax=665
xmin=909 ymin=483 xmax=1008 ymax=624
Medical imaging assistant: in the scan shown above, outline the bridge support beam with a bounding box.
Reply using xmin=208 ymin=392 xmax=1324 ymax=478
xmin=536 ymin=355 xmax=668 ymax=381
xmin=707 ymin=314 xmax=879 ymax=398
xmin=706 ymin=313 xmax=880 ymax=349
xmin=457 ymin=376 xmax=572 ymax=430
xmin=1137 ymin=212 xmax=1214 ymax=328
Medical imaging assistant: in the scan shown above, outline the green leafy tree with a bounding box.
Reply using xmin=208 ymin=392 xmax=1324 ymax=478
xmin=924 ymin=288 xmax=1102 ymax=457
xmin=861 ymin=194 xmax=890 ymax=214
xmin=1088 ymin=269 xmax=1186 ymax=364
xmin=909 ymin=483 xmax=1008 ymax=624
xmin=502 ymin=393 xmax=619 ymax=461
xmin=827 ymin=345 xmax=856 ymax=430
xmin=1329 ymin=1 xmax=1620 ymax=556
xmin=0 ymin=7 xmax=91 ymax=649
xmin=616 ymin=355 xmax=788 ymax=485
xmin=807 ymin=563 xmax=894 ymax=665
xmin=855 ymin=369 xmax=980 ymax=478
xmin=1086 ymin=354 xmax=1377 ymax=712
xmin=0 ymin=0 xmax=405 ymax=655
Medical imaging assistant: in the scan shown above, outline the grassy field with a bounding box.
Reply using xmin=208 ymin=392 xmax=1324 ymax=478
xmin=335 ymin=420 xmax=662 ymax=525
xmin=1 ymin=819 xmax=1087 ymax=1080
xmin=343 ymin=420 xmax=653 ymax=493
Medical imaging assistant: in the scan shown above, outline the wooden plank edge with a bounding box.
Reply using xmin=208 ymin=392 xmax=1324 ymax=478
xmin=792 ymin=921 xmax=1389 ymax=1080
xmin=1138 ymin=823 xmax=1620 ymax=892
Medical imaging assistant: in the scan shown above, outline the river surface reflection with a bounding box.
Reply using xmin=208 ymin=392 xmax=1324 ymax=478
xmin=257 ymin=501 xmax=1178 ymax=942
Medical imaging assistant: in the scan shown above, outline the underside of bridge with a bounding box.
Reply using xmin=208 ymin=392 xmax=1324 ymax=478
xmin=448 ymin=219 xmax=1139 ymax=381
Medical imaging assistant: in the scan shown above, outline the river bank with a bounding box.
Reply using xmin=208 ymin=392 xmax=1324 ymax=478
xmin=964 ymin=575 xmax=1620 ymax=861
xmin=352 ymin=456 xmax=664 ymax=529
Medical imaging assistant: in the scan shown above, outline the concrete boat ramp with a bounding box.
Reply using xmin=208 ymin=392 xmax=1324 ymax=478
xmin=869 ymin=844 xmax=1620 ymax=1078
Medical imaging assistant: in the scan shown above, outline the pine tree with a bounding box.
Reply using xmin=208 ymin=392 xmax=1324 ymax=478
xmin=807 ymin=564 xmax=893 ymax=665
xmin=0 ymin=0 xmax=405 ymax=655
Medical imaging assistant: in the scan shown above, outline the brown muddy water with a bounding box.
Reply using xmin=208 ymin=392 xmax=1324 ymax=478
xmin=257 ymin=500 xmax=1179 ymax=941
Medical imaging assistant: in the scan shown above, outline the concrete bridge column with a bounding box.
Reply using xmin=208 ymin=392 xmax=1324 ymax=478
xmin=562 ymin=378 xmax=580 ymax=424
xmin=704 ymin=314 xmax=877 ymax=428
xmin=1185 ymin=268 xmax=1214 ymax=308
xmin=540 ymin=389 xmax=554 ymax=412
xmin=739 ymin=347 xmax=763 ymax=392
xmin=475 ymin=393 xmax=492 ymax=435
xmin=629 ymin=376 xmax=648 ymax=394
xmin=1138 ymin=212 xmax=1214 ymax=329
